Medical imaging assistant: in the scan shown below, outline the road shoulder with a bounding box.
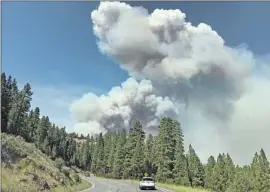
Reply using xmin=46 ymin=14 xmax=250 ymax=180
xmin=79 ymin=176 xmax=95 ymax=192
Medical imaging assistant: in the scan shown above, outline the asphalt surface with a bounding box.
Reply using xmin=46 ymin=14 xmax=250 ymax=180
xmin=81 ymin=176 xmax=174 ymax=192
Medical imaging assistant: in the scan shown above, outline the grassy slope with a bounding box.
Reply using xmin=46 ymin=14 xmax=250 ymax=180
xmin=1 ymin=133 xmax=91 ymax=192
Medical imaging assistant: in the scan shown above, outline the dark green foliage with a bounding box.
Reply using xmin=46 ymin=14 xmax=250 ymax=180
xmin=251 ymin=149 xmax=270 ymax=192
xmin=173 ymin=123 xmax=190 ymax=186
xmin=103 ymin=132 xmax=113 ymax=168
xmin=7 ymin=83 xmax=32 ymax=136
xmin=123 ymin=121 xmax=145 ymax=179
xmin=226 ymin=166 xmax=254 ymax=192
xmin=144 ymin=134 xmax=155 ymax=177
xmin=1 ymin=74 xmax=13 ymax=133
xmin=112 ymin=129 xmax=127 ymax=179
xmin=62 ymin=167 xmax=70 ymax=177
xmin=204 ymin=155 xmax=215 ymax=188
xmin=1 ymin=73 xmax=92 ymax=172
xmin=211 ymin=153 xmax=227 ymax=192
xmin=73 ymin=174 xmax=81 ymax=183
xmin=2 ymin=72 xmax=270 ymax=192
xmin=187 ymin=144 xmax=205 ymax=187
xmin=224 ymin=153 xmax=235 ymax=189
xmin=82 ymin=134 xmax=91 ymax=170
xmin=96 ymin=133 xmax=105 ymax=175
xmin=91 ymin=137 xmax=99 ymax=173
xmin=130 ymin=135 xmax=145 ymax=179
xmin=55 ymin=158 xmax=65 ymax=170
xmin=107 ymin=132 xmax=118 ymax=173
xmin=155 ymin=118 xmax=177 ymax=182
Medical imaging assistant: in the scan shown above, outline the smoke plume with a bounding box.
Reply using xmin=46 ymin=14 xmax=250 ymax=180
xmin=70 ymin=2 xmax=270 ymax=164
xmin=71 ymin=78 xmax=180 ymax=135
xmin=90 ymin=2 xmax=251 ymax=121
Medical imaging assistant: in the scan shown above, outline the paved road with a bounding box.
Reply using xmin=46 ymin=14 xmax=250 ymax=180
xmin=81 ymin=176 xmax=174 ymax=192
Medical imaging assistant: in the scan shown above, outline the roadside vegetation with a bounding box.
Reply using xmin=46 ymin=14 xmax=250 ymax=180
xmin=1 ymin=72 xmax=93 ymax=191
xmin=157 ymin=183 xmax=210 ymax=192
xmin=1 ymin=133 xmax=91 ymax=192
xmin=91 ymin=118 xmax=270 ymax=192
xmin=2 ymin=71 xmax=270 ymax=192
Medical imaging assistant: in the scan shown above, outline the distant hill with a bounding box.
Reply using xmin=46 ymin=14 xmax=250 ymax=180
xmin=1 ymin=133 xmax=91 ymax=192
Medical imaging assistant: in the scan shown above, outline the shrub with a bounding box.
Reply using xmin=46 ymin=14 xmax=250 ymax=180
xmin=84 ymin=172 xmax=90 ymax=177
xmin=73 ymin=174 xmax=81 ymax=183
xmin=62 ymin=167 xmax=70 ymax=177
xmin=55 ymin=158 xmax=65 ymax=170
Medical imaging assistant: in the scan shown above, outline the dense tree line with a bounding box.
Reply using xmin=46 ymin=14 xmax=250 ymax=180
xmin=1 ymin=72 xmax=91 ymax=170
xmin=2 ymin=72 xmax=270 ymax=192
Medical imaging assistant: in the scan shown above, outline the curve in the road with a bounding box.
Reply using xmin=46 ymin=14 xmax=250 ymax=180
xmin=83 ymin=176 xmax=175 ymax=192
xmin=80 ymin=176 xmax=95 ymax=192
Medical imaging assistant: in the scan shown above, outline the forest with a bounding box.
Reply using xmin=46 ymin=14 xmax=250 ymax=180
xmin=1 ymin=72 xmax=270 ymax=192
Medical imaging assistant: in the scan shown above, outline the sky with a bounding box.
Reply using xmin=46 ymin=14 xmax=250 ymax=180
xmin=2 ymin=1 xmax=270 ymax=164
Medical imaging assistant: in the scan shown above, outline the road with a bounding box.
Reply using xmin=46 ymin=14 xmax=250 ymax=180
xmin=81 ymin=176 xmax=175 ymax=192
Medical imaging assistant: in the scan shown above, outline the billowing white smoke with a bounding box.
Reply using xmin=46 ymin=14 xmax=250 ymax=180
xmin=90 ymin=2 xmax=251 ymax=121
xmin=71 ymin=2 xmax=270 ymax=164
xmin=71 ymin=78 xmax=179 ymax=135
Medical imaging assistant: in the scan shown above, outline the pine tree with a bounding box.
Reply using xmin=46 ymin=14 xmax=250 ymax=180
xmin=82 ymin=134 xmax=91 ymax=170
xmin=187 ymin=144 xmax=205 ymax=187
xmin=43 ymin=136 xmax=50 ymax=155
xmin=24 ymin=110 xmax=34 ymax=142
xmin=103 ymin=132 xmax=113 ymax=169
xmin=107 ymin=132 xmax=118 ymax=175
xmin=7 ymin=83 xmax=32 ymax=135
xmin=52 ymin=145 xmax=57 ymax=159
xmin=65 ymin=136 xmax=76 ymax=166
xmin=173 ymin=120 xmax=190 ymax=186
xmin=224 ymin=153 xmax=235 ymax=189
xmin=31 ymin=107 xmax=40 ymax=142
xmin=211 ymin=153 xmax=227 ymax=192
xmin=144 ymin=134 xmax=155 ymax=177
xmin=251 ymin=149 xmax=270 ymax=192
xmin=56 ymin=127 xmax=67 ymax=159
xmin=75 ymin=143 xmax=83 ymax=168
xmin=130 ymin=135 xmax=145 ymax=179
xmin=204 ymin=155 xmax=216 ymax=189
xmin=226 ymin=166 xmax=254 ymax=192
xmin=112 ymin=129 xmax=127 ymax=179
xmin=123 ymin=120 xmax=145 ymax=179
xmin=96 ymin=133 xmax=105 ymax=176
xmin=1 ymin=73 xmax=13 ymax=133
xmin=155 ymin=117 xmax=176 ymax=182
xmin=36 ymin=116 xmax=51 ymax=149
xmin=91 ymin=137 xmax=98 ymax=174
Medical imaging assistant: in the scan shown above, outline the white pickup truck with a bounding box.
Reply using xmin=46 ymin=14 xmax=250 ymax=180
xmin=139 ymin=177 xmax=156 ymax=190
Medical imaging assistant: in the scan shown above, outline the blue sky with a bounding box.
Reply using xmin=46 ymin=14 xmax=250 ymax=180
xmin=3 ymin=2 xmax=270 ymax=92
xmin=2 ymin=1 xmax=270 ymax=163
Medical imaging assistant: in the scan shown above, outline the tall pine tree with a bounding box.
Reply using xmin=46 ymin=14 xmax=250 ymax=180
xmin=123 ymin=121 xmax=145 ymax=179
xmin=173 ymin=120 xmax=190 ymax=186
xmin=112 ymin=129 xmax=127 ymax=179
xmin=187 ymin=144 xmax=205 ymax=187
xmin=204 ymin=155 xmax=216 ymax=189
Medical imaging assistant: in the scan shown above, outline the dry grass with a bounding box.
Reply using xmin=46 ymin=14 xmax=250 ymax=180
xmin=1 ymin=133 xmax=91 ymax=192
xmin=157 ymin=183 xmax=210 ymax=192
xmin=53 ymin=180 xmax=91 ymax=192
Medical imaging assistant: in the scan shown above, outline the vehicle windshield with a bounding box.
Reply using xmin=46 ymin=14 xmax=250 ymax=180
xmin=143 ymin=178 xmax=153 ymax=181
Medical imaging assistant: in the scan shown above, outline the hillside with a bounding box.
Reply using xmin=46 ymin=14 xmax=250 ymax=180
xmin=1 ymin=133 xmax=91 ymax=192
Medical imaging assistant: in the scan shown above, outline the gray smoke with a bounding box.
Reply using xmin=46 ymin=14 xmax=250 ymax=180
xmin=70 ymin=2 xmax=270 ymax=164
xmin=71 ymin=78 xmax=180 ymax=135
xmin=90 ymin=2 xmax=250 ymax=121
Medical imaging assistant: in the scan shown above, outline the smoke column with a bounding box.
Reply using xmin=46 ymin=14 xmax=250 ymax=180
xmin=71 ymin=2 xmax=270 ymax=164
